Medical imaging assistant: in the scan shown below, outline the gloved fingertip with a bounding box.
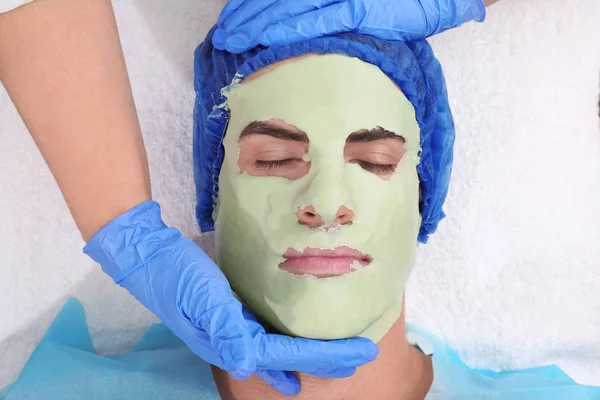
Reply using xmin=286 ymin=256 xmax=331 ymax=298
xmin=212 ymin=28 xmax=228 ymax=50
xmin=363 ymin=344 xmax=380 ymax=362
xmin=259 ymin=28 xmax=282 ymax=47
xmin=269 ymin=373 xmax=300 ymax=397
xmin=273 ymin=381 xmax=300 ymax=397
xmin=353 ymin=337 xmax=379 ymax=361
xmin=256 ymin=370 xmax=299 ymax=396
xmin=222 ymin=341 xmax=255 ymax=377
xmin=225 ymin=32 xmax=251 ymax=53
xmin=325 ymin=367 xmax=356 ymax=379
xmin=472 ymin=0 xmax=487 ymax=22
xmin=230 ymin=368 xmax=254 ymax=381
xmin=259 ymin=22 xmax=306 ymax=48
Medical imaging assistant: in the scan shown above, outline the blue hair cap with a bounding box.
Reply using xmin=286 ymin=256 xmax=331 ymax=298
xmin=193 ymin=27 xmax=455 ymax=244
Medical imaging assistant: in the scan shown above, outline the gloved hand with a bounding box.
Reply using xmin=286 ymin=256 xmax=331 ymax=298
xmin=84 ymin=201 xmax=378 ymax=396
xmin=213 ymin=0 xmax=486 ymax=53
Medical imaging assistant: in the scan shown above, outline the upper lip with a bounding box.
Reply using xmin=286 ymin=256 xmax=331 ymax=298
xmin=283 ymin=246 xmax=372 ymax=263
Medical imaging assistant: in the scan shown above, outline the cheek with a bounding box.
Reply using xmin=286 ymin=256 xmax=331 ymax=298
xmin=282 ymin=161 xmax=311 ymax=180
xmin=376 ymin=170 xmax=395 ymax=181
xmin=347 ymin=164 xmax=420 ymax=227
xmin=227 ymin=172 xmax=301 ymax=229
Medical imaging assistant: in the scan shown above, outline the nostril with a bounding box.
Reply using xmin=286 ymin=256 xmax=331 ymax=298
xmin=296 ymin=206 xmax=324 ymax=228
xmin=335 ymin=206 xmax=355 ymax=225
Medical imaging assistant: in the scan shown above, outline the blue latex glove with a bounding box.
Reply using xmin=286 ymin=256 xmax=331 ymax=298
xmin=213 ymin=0 xmax=486 ymax=53
xmin=83 ymin=201 xmax=378 ymax=396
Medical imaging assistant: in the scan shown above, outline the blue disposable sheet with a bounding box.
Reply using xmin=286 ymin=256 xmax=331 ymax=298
xmin=2 ymin=299 xmax=598 ymax=399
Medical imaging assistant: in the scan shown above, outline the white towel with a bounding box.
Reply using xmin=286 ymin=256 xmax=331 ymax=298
xmin=1 ymin=0 xmax=599 ymax=389
xmin=0 ymin=0 xmax=34 ymax=14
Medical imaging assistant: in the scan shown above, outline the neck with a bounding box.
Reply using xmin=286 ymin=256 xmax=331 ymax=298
xmin=212 ymin=305 xmax=433 ymax=400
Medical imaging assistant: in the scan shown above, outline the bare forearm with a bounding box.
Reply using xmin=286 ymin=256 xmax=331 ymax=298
xmin=484 ymin=0 xmax=499 ymax=6
xmin=0 ymin=0 xmax=151 ymax=241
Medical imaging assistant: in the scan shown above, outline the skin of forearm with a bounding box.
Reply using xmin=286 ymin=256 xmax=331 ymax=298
xmin=484 ymin=0 xmax=499 ymax=6
xmin=0 ymin=0 xmax=151 ymax=241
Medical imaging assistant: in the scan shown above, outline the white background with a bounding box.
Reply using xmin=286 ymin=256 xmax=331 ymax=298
xmin=1 ymin=0 xmax=599 ymax=388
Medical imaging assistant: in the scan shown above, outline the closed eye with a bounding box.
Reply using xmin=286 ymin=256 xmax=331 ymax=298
xmin=353 ymin=161 xmax=396 ymax=174
xmin=254 ymin=159 xmax=298 ymax=169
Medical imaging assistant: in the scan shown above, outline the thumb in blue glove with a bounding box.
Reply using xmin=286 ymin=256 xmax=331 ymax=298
xmin=213 ymin=0 xmax=486 ymax=54
xmin=84 ymin=201 xmax=378 ymax=395
xmin=240 ymin=305 xmax=377 ymax=395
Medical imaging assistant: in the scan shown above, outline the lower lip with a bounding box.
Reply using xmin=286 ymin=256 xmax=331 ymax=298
xmin=279 ymin=257 xmax=370 ymax=278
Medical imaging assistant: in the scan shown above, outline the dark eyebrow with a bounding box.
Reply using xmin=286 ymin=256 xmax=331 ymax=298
xmin=239 ymin=121 xmax=309 ymax=143
xmin=346 ymin=127 xmax=405 ymax=143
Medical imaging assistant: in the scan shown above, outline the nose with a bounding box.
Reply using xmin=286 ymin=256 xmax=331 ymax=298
xmin=296 ymin=205 xmax=354 ymax=228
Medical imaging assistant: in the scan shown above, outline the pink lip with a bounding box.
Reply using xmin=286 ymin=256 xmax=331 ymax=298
xmin=279 ymin=246 xmax=372 ymax=278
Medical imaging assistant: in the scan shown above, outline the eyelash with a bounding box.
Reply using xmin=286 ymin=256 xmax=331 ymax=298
xmin=356 ymin=161 xmax=396 ymax=174
xmin=253 ymin=159 xmax=395 ymax=174
xmin=254 ymin=159 xmax=297 ymax=169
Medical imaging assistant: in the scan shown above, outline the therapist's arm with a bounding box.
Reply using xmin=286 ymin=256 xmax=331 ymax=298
xmin=0 ymin=0 xmax=150 ymax=241
xmin=484 ymin=0 xmax=499 ymax=5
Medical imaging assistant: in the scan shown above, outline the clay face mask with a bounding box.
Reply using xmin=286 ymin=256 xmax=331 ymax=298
xmin=215 ymin=54 xmax=421 ymax=342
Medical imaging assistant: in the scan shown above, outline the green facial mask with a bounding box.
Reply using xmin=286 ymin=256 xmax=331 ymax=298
xmin=216 ymin=54 xmax=421 ymax=342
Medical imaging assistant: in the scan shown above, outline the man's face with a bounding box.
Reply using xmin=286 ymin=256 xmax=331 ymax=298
xmin=215 ymin=54 xmax=421 ymax=341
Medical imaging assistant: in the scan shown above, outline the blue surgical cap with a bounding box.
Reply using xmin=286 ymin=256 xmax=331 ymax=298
xmin=193 ymin=27 xmax=455 ymax=243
